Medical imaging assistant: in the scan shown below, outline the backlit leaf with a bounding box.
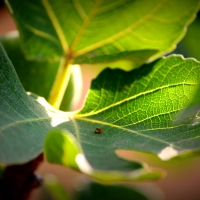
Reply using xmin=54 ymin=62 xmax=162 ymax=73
xmin=6 ymin=0 xmax=200 ymax=63
xmin=44 ymin=55 xmax=200 ymax=181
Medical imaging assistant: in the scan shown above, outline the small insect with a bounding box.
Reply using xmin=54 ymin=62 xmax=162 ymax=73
xmin=94 ymin=127 xmax=103 ymax=134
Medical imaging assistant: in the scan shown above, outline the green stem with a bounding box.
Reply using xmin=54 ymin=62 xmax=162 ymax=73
xmin=48 ymin=57 xmax=72 ymax=109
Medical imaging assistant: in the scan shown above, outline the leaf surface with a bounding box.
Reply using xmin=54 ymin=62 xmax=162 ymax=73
xmin=1 ymin=43 xmax=200 ymax=181
xmin=0 ymin=43 xmax=71 ymax=164
xmin=0 ymin=33 xmax=82 ymax=110
xmin=44 ymin=55 xmax=200 ymax=181
xmin=7 ymin=0 xmax=200 ymax=63
xmin=76 ymin=56 xmax=200 ymax=158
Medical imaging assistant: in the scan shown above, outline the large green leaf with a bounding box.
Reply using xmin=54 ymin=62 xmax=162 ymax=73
xmin=44 ymin=55 xmax=200 ymax=181
xmin=6 ymin=0 xmax=200 ymax=63
xmin=0 ymin=33 xmax=82 ymax=111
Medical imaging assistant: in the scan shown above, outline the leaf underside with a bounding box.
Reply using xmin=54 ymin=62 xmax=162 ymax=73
xmin=7 ymin=0 xmax=200 ymax=64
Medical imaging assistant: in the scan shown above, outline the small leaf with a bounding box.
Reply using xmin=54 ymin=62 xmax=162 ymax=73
xmin=71 ymin=55 xmax=200 ymax=164
xmin=7 ymin=0 xmax=200 ymax=63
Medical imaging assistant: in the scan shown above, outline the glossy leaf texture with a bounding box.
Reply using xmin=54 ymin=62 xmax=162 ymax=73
xmin=45 ymin=55 xmax=200 ymax=181
xmin=6 ymin=0 xmax=200 ymax=63
xmin=0 ymin=33 xmax=82 ymax=111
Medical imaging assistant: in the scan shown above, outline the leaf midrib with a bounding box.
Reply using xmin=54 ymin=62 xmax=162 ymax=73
xmin=75 ymin=82 xmax=198 ymax=117
xmin=42 ymin=0 xmax=69 ymax=52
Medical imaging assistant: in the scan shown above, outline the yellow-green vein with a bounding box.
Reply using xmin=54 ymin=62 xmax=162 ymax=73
xmin=70 ymin=0 xmax=104 ymax=51
xmin=42 ymin=0 xmax=69 ymax=52
xmin=75 ymin=116 xmax=180 ymax=148
xmin=75 ymin=82 xmax=198 ymax=117
xmin=73 ymin=0 xmax=88 ymax=20
xmin=24 ymin=23 xmax=60 ymax=45
xmin=74 ymin=0 xmax=168 ymax=57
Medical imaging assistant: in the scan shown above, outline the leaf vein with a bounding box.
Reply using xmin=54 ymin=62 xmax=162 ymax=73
xmin=74 ymin=0 xmax=169 ymax=56
xmin=41 ymin=0 xmax=69 ymax=52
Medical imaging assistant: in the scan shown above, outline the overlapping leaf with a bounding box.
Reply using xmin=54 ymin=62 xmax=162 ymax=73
xmin=72 ymin=56 xmax=200 ymax=161
xmin=6 ymin=0 xmax=200 ymax=64
xmin=45 ymin=55 xmax=200 ymax=181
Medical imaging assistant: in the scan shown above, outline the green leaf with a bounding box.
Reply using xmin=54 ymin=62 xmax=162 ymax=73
xmin=6 ymin=0 xmax=200 ymax=63
xmin=0 ymin=43 xmax=159 ymax=180
xmin=0 ymin=43 xmax=61 ymax=164
xmin=44 ymin=55 xmax=200 ymax=181
xmin=0 ymin=32 xmax=60 ymax=99
xmin=0 ymin=33 xmax=82 ymax=111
